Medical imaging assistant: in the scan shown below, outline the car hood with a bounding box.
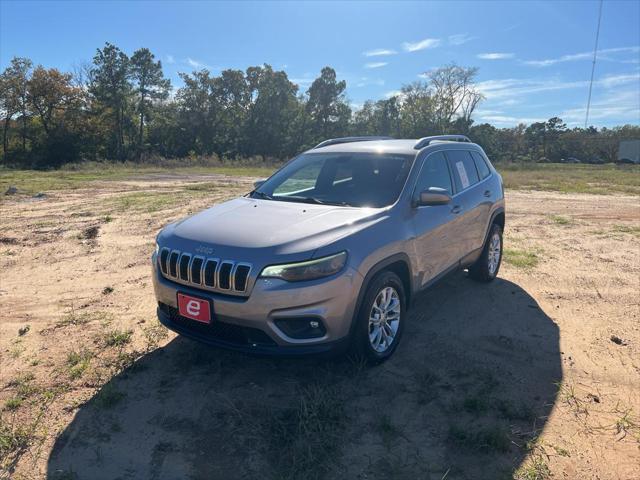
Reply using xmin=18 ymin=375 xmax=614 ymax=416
xmin=162 ymin=197 xmax=385 ymax=259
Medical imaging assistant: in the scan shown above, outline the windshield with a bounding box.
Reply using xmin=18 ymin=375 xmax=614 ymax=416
xmin=253 ymin=152 xmax=414 ymax=208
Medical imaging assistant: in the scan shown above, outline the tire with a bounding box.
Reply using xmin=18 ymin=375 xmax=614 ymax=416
xmin=351 ymin=271 xmax=406 ymax=364
xmin=468 ymin=223 xmax=503 ymax=282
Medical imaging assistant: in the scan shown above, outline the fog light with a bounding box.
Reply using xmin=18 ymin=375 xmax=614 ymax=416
xmin=274 ymin=317 xmax=326 ymax=339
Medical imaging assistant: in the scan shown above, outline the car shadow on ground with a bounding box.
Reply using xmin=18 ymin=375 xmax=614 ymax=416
xmin=47 ymin=272 xmax=561 ymax=480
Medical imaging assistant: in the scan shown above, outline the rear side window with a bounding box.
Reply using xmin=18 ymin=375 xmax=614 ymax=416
xmin=415 ymin=152 xmax=453 ymax=195
xmin=471 ymin=151 xmax=491 ymax=179
xmin=446 ymin=150 xmax=480 ymax=192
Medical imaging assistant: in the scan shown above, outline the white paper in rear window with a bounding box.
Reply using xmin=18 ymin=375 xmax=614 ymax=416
xmin=455 ymin=161 xmax=470 ymax=189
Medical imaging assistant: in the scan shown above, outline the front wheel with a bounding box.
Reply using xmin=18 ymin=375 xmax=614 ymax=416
xmin=351 ymin=271 xmax=406 ymax=364
xmin=468 ymin=223 xmax=503 ymax=282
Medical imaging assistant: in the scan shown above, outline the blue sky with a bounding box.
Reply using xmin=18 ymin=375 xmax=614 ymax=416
xmin=1 ymin=0 xmax=639 ymax=127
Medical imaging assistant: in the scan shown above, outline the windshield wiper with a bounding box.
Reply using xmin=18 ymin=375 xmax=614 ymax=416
xmin=283 ymin=196 xmax=352 ymax=207
xmin=251 ymin=190 xmax=273 ymax=200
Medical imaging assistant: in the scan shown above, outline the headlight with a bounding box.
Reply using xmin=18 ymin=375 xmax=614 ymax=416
xmin=154 ymin=242 xmax=160 ymax=256
xmin=260 ymin=251 xmax=347 ymax=282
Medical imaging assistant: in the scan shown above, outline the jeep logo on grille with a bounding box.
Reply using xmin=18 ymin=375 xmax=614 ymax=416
xmin=195 ymin=245 xmax=214 ymax=255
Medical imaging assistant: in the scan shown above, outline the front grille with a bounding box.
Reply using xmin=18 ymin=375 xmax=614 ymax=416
xmin=160 ymin=247 xmax=252 ymax=295
xmin=159 ymin=303 xmax=275 ymax=346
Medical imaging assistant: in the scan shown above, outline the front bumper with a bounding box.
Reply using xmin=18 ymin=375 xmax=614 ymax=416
xmin=152 ymin=259 xmax=363 ymax=355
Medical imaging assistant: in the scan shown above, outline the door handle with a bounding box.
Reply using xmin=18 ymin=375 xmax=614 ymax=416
xmin=484 ymin=190 xmax=492 ymax=197
xmin=451 ymin=205 xmax=462 ymax=214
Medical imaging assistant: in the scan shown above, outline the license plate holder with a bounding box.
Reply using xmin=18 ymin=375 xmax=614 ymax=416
xmin=177 ymin=292 xmax=212 ymax=324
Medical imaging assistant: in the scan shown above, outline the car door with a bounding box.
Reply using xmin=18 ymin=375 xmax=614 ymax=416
xmin=410 ymin=151 xmax=461 ymax=287
xmin=470 ymin=150 xmax=495 ymax=246
xmin=445 ymin=149 xmax=485 ymax=256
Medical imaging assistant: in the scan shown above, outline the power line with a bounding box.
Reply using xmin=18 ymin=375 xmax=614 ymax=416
xmin=585 ymin=0 xmax=603 ymax=128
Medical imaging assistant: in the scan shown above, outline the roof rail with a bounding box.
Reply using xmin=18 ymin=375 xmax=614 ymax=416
xmin=313 ymin=136 xmax=394 ymax=149
xmin=414 ymin=135 xmax=471 ymax=150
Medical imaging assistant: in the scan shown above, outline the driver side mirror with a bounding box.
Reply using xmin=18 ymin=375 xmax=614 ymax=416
xmin=416 ymin=187 xmax=452 ymax=206
xmin=253 ymin=179 xmax=266 ymax=189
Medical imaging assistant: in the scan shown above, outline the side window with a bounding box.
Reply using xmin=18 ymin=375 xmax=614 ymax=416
xmin=415 ymin=152 xmax=453 ymax=196
xmin=447 ymin=150 xmax=480 ymax=192
xmin=471 ymin=151 xmax=491 ymax=179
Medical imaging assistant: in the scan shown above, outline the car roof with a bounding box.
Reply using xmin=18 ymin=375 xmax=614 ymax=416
xmin=308 ymin=138 xmax=482 ymax=156
xmin=308 ymin=139 xmax=421 ymax=155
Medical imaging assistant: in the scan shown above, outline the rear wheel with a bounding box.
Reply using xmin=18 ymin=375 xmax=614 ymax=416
xmin=351 ymin=271 xmax=406 ymax=364
xmin=469 ymin=223 xmax=503 ymax=282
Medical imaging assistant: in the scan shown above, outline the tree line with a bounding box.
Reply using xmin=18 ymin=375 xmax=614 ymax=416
xmin=1 ymin=42 xmax=637 ymax=168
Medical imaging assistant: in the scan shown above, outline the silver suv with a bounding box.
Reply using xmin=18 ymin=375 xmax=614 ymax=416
xmin=152 ymin=135 xmax=505 ymax=362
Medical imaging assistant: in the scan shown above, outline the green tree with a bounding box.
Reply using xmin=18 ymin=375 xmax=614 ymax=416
xmin=89 ymin=43 xmax=131 ymax=159
xmin=0 ymin=57 xmax=32 ymax=157
xmin=244 ymin=65 xmax=299 ymax=157
xmin=130 ymin=48 xmax=171 ymax=154
xmin=305 ymin=67 xmax=351 ymax=143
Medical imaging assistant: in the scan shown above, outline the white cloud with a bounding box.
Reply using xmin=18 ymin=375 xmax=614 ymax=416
xmin=363 ymin=48 xmax=397 ymax=57
xmin=384 ymin=90 xmax=403 ymax=99
xmin=365 ymin=62 xmax=388 ymax=69
xmin=477 ymin=114 xmax=546 ymax=125
xmin=166 ymin=54 xmax=175 ymax=64
xmin=290 ymin=77 xmax=313 ymax=86
xmin=523 ymin=46 xmax=640 ymax=67
xmin=448 ymin=34 xmax=475 ymax=45
xmin=477 ymin=53 xmax=515 ymax=60
xmin=476 ymin=72 xmax=640 ymax=100
xmin=560 ymin=88 xmax=640 ymax=125
xmin=185 ymin=57 xmax=212 ymax=70
xmin=355 ymin=77 xmax=385 ymax=88
xmin=402 ymin=38 xmax=441 ymax=52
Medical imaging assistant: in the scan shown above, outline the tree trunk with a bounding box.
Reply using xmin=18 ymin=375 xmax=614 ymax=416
xmin=2 ymin=116 xmax=9 ymax=158
xmin=21 ymin=114 xmax=27 ymax=152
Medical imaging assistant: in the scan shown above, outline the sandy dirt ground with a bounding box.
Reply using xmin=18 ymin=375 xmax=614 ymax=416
xmin=0 ymin=174 xmax=638 ymax=480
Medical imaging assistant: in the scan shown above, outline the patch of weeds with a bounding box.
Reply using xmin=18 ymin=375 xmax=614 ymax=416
xmin=448 ymin=423 xmax=511 ymax=453
xmin=4 ymin=397 xmax=23 ymax=411
xmin=94 ymin=384 xmax=126 ymax=409
xmin=263 ymin=383 xmax=345 ymax=479
xmin=7 ymin=372 xmax=38 ymax=400
xmin=495 ymin=399 xmax=535 ymax=422
xmin=614 ymin=408 xmax=639 ymax=440
xmin=513 ymin=455 xmax=551 ymax=480
xmin=103 ymin=215 xmax=113 ymax=223
xmin=18 ymin=325 xmax=30 ymax=336
xmin=551 ymin=445 xmax=570 ymax=457
xmin=55 ymin=308 xmax=109 ymax=328
xmin=110 ymin=350 xmax=140 ymax=373
xmin=0 ymin=416 xmax=31 ymax=461
xmin=103 ymin=329 xmax=133 ymax=347
xmin=111 ymin=191 xmax=179 ymax=213
xmin=184 ymin=182 xmax=217 ymax=191
xmin=142 ymin=321 xmax=169 ymax=351
xmin=66 ymin=349 xmax=93 ymax=380
xmin=102 ymin=286 xmax=114 ymax=295
xmin=612 ymin=224 xmax=640 ymax=235
xmin=9 ymin=339 xmax=25 ymax=358
xmin=556 ymin=382 xmax=588 ymax=416
xmin=548 ymin=215 xmax=572 ymax=225
xmin=503 ymin=247 xmax=539 ymax=269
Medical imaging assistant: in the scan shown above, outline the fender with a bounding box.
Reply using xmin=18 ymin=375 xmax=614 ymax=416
xmin=484 ymin=207 xmax=505 ymax=245
xmin=348 ymin=253 xmax=414 ymax=338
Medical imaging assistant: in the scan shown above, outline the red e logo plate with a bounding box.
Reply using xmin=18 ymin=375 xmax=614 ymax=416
xmin=177 ymin=293 xmax=211 ymax=324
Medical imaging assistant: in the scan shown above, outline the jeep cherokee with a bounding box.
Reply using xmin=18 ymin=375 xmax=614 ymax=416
xmin=152 ymin=135 xmax=505 ymax=362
